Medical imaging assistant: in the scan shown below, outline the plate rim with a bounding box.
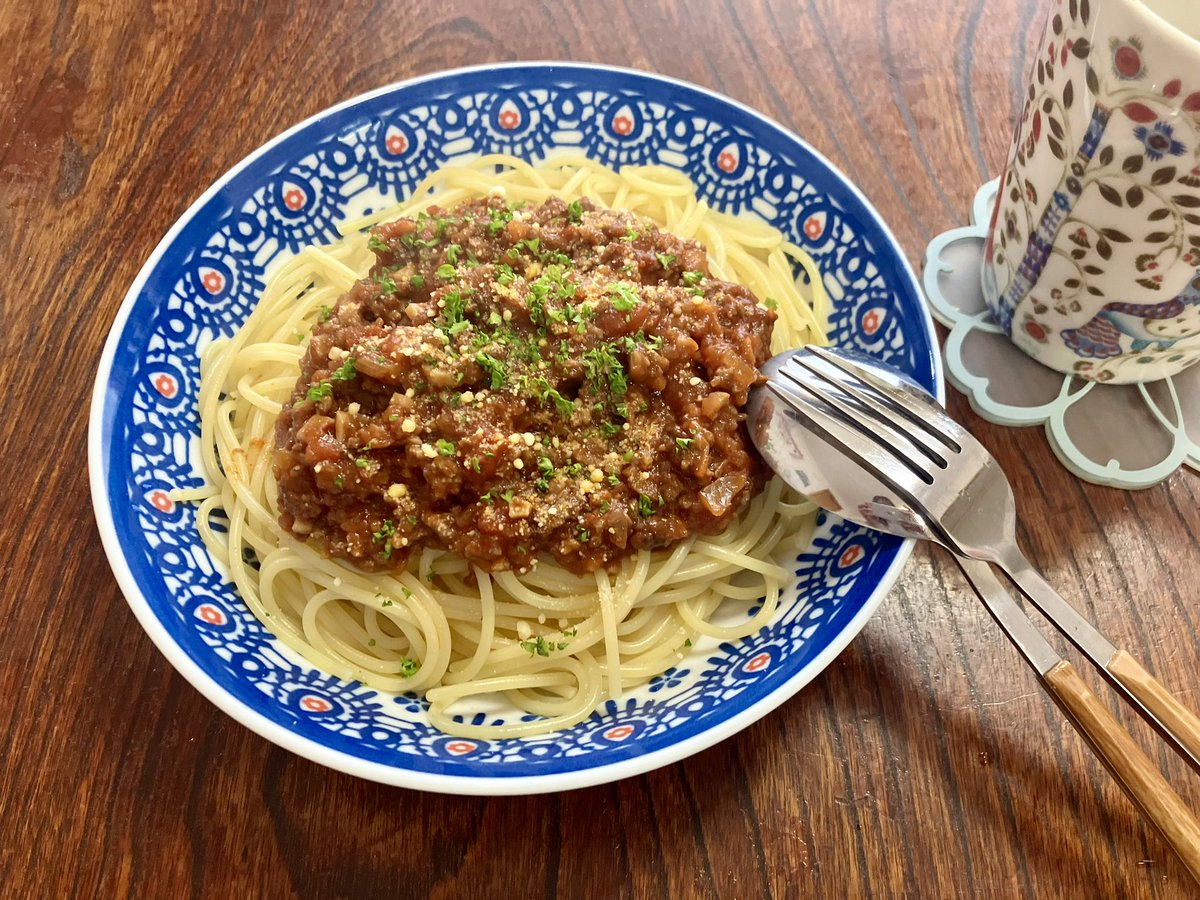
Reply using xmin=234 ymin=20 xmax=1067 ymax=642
xmin=88 ymin=61 xmax=940 ymax=795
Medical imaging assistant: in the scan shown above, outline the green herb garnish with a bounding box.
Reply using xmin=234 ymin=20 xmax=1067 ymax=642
xmin=371 ymin=520 xmax=395 ymax=558
xmin=330 ymin=357 xmax=357 ymax=381
xmin=608 ymin=282 xmax=639 ymax=312
xmin=474 ymin=351 xmax=506 ymax=390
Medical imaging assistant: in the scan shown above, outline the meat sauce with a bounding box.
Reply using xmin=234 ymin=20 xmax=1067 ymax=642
xmin=272 ymin=195 xmax=776 ymax=574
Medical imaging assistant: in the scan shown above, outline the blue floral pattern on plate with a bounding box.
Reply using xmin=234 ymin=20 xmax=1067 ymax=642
xmin=91 ymin=64 xmax=940 ymax=792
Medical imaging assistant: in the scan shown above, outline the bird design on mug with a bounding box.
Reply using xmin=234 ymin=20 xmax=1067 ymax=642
xmin=1061 ymin=274 xmax=1200 ymax=358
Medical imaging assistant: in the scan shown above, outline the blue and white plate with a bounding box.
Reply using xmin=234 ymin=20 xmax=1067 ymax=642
xmin=89 ymin=63 xmax=940 ymax=795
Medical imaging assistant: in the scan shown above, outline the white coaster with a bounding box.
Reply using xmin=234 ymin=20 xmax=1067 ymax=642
xmin=922 ymin=180 xmax=1200 ymax=489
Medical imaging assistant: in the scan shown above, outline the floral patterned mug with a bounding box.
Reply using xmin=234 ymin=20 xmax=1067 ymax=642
xmin=983 ymin=0 xmax=1200 ymax=383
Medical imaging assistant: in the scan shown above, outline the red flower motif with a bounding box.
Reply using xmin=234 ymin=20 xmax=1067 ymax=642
xmin=716 ymin=151 xmax=737 ymax=173
xmin=803 ymin=215 xmax=823 ymax=240
xmin=612 ymin=114 xmax=633 ymax=136
xmin=446 ymin=741 xmax=477 ymax=754
xmin=197 ymin=604 xmax=225 ymax=625
xmin=153 ymin=373 xmax=177 ymax=398
xmin=1112 ymin=40 xmax=1144 ymax=79
xmin=283 ymin=188 xmax=305 ymax=211
xmin=745 ymin=652 xmax=771 ymax=673
xmin=497 ymin=108 xmax=520 ymax=130
xmin=385 ymin=133 xmax=407 ymax=155
xmin=862 ymin=308 xmax=884 ymax=335
xmin=300 ymin=696 xmax=332 ymax=713
xmin=1163 ymin=79 xmax=1182 ymax=99
xmin=839 ymin=545 xmax=862 ymax=567
xmin=1023 ymin=319 xmax=1048 ymax=342
xmin=604 ymin=725 xmax=635 ymax=740
xmin=201 ymin=271 xmax=224 ymax=294
xmin=149 ymin=490 xmax=174 ymax=513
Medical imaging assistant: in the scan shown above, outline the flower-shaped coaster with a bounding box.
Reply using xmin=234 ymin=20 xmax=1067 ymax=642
xmin=922 ymin=180 xmax=1200 ymax=488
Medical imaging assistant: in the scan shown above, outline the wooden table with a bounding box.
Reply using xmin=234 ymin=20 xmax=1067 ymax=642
xmin=5 ymin=1 xmax=1199 ymax=896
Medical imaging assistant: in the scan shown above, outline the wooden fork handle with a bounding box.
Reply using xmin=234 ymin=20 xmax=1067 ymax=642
xmin=1106 ymin=649 xmax=1200 ymax=769
xmin=1043 ymin=659 xmax=1200 ymax=884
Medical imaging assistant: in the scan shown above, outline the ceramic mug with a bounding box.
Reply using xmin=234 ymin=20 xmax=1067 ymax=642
xmin=983 ymin=0 xmax=1200 ymax=383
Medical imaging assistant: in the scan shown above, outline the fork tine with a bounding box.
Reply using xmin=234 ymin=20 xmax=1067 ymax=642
xmin=776 ymin=365 xmax=937 ymax=486
xmin=766 ymin=377 xmax=934 ymax=489
xmin=803 ymin=345 xmax=965 ymax=452
xmin=787 ymin=353 xmax=950 ymax=471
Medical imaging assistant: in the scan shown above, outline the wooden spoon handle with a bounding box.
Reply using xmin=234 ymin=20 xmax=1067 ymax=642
xmin=1106 ymin=649 xmax=1200 ymax=768
xmin=1043 ymin=659 xmax=1200 ymax=884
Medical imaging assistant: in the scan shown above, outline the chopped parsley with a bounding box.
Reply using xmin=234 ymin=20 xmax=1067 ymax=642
xmin=333 ymin=475 xmax=344 ymax=489
xmin=567 ymin=199 xmax=584 ymax=223
xmin=608 ymin=282 xmax=639 ymax=312
xmin=495 ymin=263 xmax=516 ymax=286
xmin=638 ymin=494 xmax=656 ymax=516
xmin=374 ymin=270 xmax=397 ymax=294
xmin=436 ymin=438 xmax=456 ymax=457
xmin=675 ymin=437 xmax=694 ymax=451
xmin=682 ymin=271 xmax=704 ymax=286
xmin=410 ymin=274 xmax=425 ymax=288
xmin=355 ymin=458 xmax=369 ymax=469
xmin=436 ymin=263 xmax=456 ymax=279
xmin=488 ymin=206 xmax=513 ymax=236
xmin=532 ymin=378 xmax=576 ymax=416
xmin=445 ymin=243 xmax=462 ymax=264
xmin=656 ymin=253 xmax=676 ymax=268
xmin=763 ymin=297 xmax=778 ymax=310
xmin=520 ymin=635 xmax=555 ymax=657
xmin=318 ymin=305 xmax=333 ymax=322
xmin=371 ymin=520 xmax=396 ymax=558
xmin=582 ymin=342 xmax=628 ymax=395
xmin=367 ymin=234 xmax=390 ymax=255
xmin=398 ymin=658 xmax=419 ymax=677
xmin=475 ymin=351 xmax=506 ymax=389
xmin=442 ymin=290 xmax=467 ymax=331
xmin=306 ymin=382 xmax=332 ymax=402
xmin=330 ymin=357 xmax=357 ymax=381
xmin=381 ymin=598 xmax=393 ymax=607
xmin=600 ymin=422 xmax=622 ymax=438
xmin=578 ymin=528 xmax=590 ymax=543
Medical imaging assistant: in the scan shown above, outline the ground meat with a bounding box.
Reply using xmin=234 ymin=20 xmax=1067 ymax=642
xmin=272 ymin=195 xmax=776 ymax=574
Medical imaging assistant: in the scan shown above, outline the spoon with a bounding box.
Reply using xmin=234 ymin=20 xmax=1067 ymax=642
xmin=745 ymin=346 xmax=1200 ymax=883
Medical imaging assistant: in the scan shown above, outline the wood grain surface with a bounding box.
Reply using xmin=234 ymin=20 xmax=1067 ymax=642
xmin=4 ymin=1 xmax=1199 ymax=897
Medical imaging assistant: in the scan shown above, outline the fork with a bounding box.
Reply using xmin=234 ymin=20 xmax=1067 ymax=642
xmin=769 ymin=345 xmax=1200 ymax=878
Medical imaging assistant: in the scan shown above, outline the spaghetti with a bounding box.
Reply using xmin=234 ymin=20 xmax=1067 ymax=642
xmin=179 ymin=155 xmax=829 ymax=739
